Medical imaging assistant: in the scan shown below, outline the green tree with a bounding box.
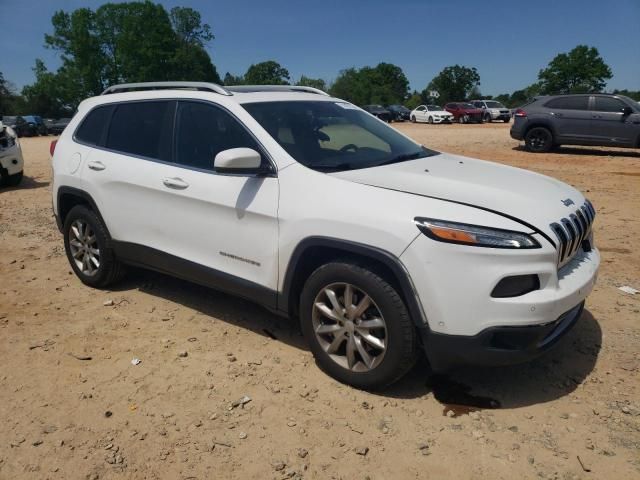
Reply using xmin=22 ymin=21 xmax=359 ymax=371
xmin=329 ymin=63 xmax=409 ymax=106
xmin=0 ymin=72 xmax=24 ymax=115
xmin=244 ymin=61 xmax=290 ymax=85
xmin=537 ymin=45 xmax=612 ymax=94
xmin=169 ymin=7 xmax=220 ymax=83
xmin=223 ymin=72 xmax=244 ymax=86
xmin=296 ymin=75 xmax=326 ymax=91
xmin=21 ymin=60 xmax=71 ymax=117
xmin=25 ymin=2 xmax=221 ymax=111
xmin=405 ymin=91 xmax=422 ymax=110
xmin=422 ymin=65 xmax=480 ymax=105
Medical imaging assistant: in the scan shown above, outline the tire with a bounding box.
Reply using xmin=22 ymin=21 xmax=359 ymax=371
xmin=428 ymin=116 xmax=433 ymax=124
xmin=503 ymin=118 xmax=510 ymax=123
xmin=5 ymin=170 xmax=23 ymax=186
xmin=300 ymin=261 xmax=418 ymax=390
xmin=63 ymin=205 xmax=125 ymax=288
xmin=458 ymin=115 xmax=466 ymax=124
xmin=524 ymin=127 xmax=553 ymax=153
xmin=483 ymin=113 xmax=492 ymax=123
xmin=410 ymin=115 xmax=416 ymax=123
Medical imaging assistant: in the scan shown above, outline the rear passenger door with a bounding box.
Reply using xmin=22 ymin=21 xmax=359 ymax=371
xmin=544 ymin=96 xmax=592 ymax=143
xmin=590 ymin=96 xmax=639 ymax=146
xmin=80 ymin=99 xmax=177 ymax=248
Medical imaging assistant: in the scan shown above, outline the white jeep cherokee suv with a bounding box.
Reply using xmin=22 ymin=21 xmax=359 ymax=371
xmin=52 ymin=82 xmax=600 ymax=389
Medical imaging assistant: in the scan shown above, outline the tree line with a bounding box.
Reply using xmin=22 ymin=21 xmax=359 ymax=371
xmin=1 ymin=1 xmax=638 ymax=118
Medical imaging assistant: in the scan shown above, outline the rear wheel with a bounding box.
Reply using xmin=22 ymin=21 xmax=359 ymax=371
xmin=63 ymin=205 xmax=125 ymax=288
xmin=524 ymin=127 xmax=553 ymax=153
xmin=300 ymin=262 xmax=418 ymax=390
xmin=410 ymin=115 xmax=416 ymax=123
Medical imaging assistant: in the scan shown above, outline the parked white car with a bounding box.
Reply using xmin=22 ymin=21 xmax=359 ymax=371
xmin=0 ymin=121 xmax=24 ymax=186
xmin=410 ymin=104 xmax=454 ymax=124
xmin=471 ymin=100 xmax=512 ymax=123
xmin=51 ymin=82 xmax=600 ymax=389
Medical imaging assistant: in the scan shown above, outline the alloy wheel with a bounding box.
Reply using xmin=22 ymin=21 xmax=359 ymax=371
xmin=312 ymin=282 xmax=387 ymax=372
xmin=68 ymin=219 xmax=100 ymax=276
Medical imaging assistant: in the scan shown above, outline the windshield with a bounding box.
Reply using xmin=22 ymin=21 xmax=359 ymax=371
xmin=484 ymin=101 xmax=505 ymax=108
xmin=243 ymin=101 xmax=438 ymax=172
xmin=427 ymin=105 xmax=442 ymax=111
xmin=460 ymin=103 xmax=476 ymax=109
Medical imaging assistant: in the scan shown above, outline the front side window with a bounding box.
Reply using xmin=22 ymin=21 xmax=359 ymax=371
xmin=76 ymin=105 xmax=114 ymax=146
xmin=243 ymin=101 xmax=438 ymax=172
xmin=545 ymin=96 xmax=589 ymax=111
xmin=416 ymin=106 xmax=425 ymax=111
xmin=175 ymin=101 xmax=264 ymax=171
xmin=106 ymin=101 xmax=174 ymax=161
xmin=594 ymin=96 xmax=626 ymax=113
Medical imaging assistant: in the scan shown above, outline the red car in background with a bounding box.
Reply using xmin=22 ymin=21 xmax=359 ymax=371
xmin=444 ymin=103 xmax=484 ymax=124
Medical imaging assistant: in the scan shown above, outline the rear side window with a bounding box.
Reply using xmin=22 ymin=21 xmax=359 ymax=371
xmin=75 ymin=105 xmax=114 ymax=146
xmin=594 ymin=97 xmax=626 ymax=113
xmin=175 ymin=101 xmax=263 ymax=171
xmin=106 ymin=101 xmax=174 ymax=161
xmin=544 ymin=96 xmax=589 ymax=110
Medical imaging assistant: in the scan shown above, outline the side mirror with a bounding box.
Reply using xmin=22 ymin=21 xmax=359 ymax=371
xmin=214 ymin=148 xmax=266 ymax=174
xmin=622 ymin=106 xmax=633 ymax=116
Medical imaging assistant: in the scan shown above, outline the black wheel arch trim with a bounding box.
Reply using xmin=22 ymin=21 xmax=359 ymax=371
xmin=56 ymin=187 xmax=112 ymax=240
xmin=278 ymin=236 xmax=429 ymax=328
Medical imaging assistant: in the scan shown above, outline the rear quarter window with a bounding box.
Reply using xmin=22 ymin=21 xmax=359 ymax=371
xmin=75 ymin=105 xmax=114 ymax=146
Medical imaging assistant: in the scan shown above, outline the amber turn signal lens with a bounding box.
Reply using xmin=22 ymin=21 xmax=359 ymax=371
xmin=429 ymin=226 xmax=477 ymax=243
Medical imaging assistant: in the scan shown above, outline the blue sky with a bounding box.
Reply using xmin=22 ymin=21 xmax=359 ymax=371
xmin=1 ymin=0 xmax=639 ymax=95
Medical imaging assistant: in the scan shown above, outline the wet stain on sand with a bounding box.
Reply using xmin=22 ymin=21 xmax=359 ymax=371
xmin=426 ymin=375 xmax=501 ymax=417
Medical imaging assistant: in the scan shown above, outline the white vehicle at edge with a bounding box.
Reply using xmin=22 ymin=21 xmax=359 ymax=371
xmin=410 ymin=104 xmax=454 ymax=124
xmin=51 ymin=82 xmax=600 ymax=389
xmin=0 ymin=121 xmax=24 ymax=186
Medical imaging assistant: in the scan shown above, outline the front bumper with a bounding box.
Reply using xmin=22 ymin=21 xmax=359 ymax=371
xmin=401 ymin=231 xmax=599 ymax=369
xmin=420 ymin=301 xmax=584 ymax=371
xmin=432 ymin=116 xmax=452 ymax=124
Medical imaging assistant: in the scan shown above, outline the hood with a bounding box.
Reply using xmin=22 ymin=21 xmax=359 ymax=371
xmin=329 ymin=152 xmax=585 ymax=239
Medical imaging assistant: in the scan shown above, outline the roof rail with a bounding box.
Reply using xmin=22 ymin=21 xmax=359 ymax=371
xmin=225 ymin=85 xmax=330 ymax=96
xmin=101 ymin=81 xmax=232 ymax=96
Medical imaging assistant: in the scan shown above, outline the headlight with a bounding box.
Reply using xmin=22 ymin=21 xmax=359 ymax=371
xmin=414 ymin=218 xmax=540 ymax=249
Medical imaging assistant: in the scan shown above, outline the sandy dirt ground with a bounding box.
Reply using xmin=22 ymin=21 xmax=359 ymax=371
xmin=1 ymin=122 xmax=639 ymax=480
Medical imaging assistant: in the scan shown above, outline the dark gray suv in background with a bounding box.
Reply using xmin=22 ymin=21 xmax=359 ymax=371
xmin=510 ymin=94 xmax=640 ymax=152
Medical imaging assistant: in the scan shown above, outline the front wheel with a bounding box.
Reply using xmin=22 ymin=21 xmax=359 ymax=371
xmin=483 ymin=113 xmax=492 ymax=123
xmin=63 ymin=205 xmax=125 ymax=288
xmin=524 ymin=127 xmax=553 ymax=153
xmin=458 ymin=115 xmax=466 ymax=124
xmin=428 ymin=116 xmax=434 ymax=124
xmin=300 ymin=262 xmax=418 ymax=390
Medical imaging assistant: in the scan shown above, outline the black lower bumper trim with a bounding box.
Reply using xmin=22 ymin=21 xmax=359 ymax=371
xmin=421 ymin=301 xmax=585 ymax=372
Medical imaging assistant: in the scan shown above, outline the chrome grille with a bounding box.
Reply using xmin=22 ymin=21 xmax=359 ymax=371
xmin=550 ymin=200 xmax=595 ymax=266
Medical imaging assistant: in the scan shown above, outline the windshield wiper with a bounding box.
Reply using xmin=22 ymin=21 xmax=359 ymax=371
xmin=378 ymin=151 xmax=430 ymax=166
xmin=310 ymin=163 xmax=354 ymax=172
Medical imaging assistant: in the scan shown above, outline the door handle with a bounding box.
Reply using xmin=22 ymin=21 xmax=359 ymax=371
xmin=162 ymin=177 xmax=189 ymax=190
xmin=87 ymin=161 xmax=106 ymax=171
